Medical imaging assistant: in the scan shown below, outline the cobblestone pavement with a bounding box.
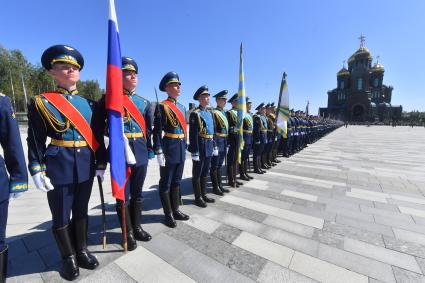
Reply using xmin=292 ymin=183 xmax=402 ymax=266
xmin=6 ymin=125 xmax=425 ymax=282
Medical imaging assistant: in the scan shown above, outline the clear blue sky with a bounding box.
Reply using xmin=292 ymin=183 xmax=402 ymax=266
xmin=1 ymin=0 xmax=424 ymax=112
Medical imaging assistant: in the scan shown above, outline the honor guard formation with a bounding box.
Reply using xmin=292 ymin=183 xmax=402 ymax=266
xmin=0 ymin=45 xmax=342 ymax=282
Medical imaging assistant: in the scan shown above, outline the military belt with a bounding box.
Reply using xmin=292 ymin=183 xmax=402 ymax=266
xmin=215 ymin=132 xmax=228 ymax=137
xmin=243 ymin=130 xmax=253 ymax=133
xmin=199 ymin=134 xmax=214 ymax=139
xmin=50 ymin=139 xmax=88 ymax=147
xmin=164 ymin=132 xmax=185 ymax=139
xmin=260 ymin=129 xmax=268 ymax=132
xmin=125 ymin=132 xmax=144 ymax=139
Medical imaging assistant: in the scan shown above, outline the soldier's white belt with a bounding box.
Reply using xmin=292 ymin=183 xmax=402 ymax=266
xmin=50 ymin=139 xmax=88 ymax=147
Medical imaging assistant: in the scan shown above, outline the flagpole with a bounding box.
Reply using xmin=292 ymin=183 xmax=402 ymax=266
xmin=9 ymin=70 xmax=16 ymax=111
xmin=20 ymin=73 xmax=28 ymax=113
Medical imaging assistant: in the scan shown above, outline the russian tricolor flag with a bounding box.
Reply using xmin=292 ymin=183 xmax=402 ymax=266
xmin=106 ymin=0 xmax=128 ymax=201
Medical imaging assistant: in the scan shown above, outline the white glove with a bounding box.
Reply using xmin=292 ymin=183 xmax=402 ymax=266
xmin=9 ymin=192 xmax=23 ymax=201
xmin=123 ymin=134 xmax=136 ymax=165
xmin=32 ymin=172 xmax=54 ymax=192
xmin=192 ymin=154 xmax=200 ymax=161
xmin=96 ymin=170 xmax=105 ymax=182
xmin=156 ymin=154 xmax=166 ymax=167
xmin=212 ymin=147 xmax=219 ymax=156
xmin=226 ymin=146 xmax=230 ymax=154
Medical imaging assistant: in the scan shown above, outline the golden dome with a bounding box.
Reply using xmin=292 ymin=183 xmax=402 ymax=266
xmin=371 ymin=62 xmax=385 ymax=72
xmin=337 ymin=67 xmax=350 ymax=76
xmin=348 ymin=46 xmax=373 ymax=63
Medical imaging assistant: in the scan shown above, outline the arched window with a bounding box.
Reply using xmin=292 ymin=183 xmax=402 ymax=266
xmin=374 ymin=78 xmax=379 ymax=87
xmin=357 ymin=78 xmax=363 ymax=90
xmin=340 ymin=81 xmax=345 ymax=89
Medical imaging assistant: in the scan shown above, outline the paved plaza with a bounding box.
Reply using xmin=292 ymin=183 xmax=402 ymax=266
xmin=5 ymin=125 xmax=425 ymax=283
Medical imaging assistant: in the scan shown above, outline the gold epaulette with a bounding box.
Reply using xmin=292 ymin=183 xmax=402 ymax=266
xmin=35 ymin=95 xmax=70 ymax=132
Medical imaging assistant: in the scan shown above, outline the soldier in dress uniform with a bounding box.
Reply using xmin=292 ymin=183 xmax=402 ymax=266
xmin=188 ymin=86 xmax=216 ymax=207
xmin=97 ymin=57 xmax=153 ymax=251
xmin=0 ymin=91 xmax=28 ymax=283
xmin=253 ymin=103 xmax=268 ymax=174
xmin=210 ymin=90 xmax=230 ymax=195
xmin=226 ymin=94 xmax=243 ymax=187
xmin=261 ymin=103 xmax=273 ymax=169
xmin=153 ymin=72 xmax=190 ymax=228
xmin=27 ymin=45 xmax=104 ymax=280
xmin=239 ymin=97 xmax=254 ymax=181
xmin=264 ymin=103 xmax=277 ymax=167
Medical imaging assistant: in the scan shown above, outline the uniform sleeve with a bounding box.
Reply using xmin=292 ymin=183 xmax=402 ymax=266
xmin=144 ymin=100 xmax=154 ymax=157
xmin=27 ymin=97 xmax=47 ymax=176
xmin=92 ymin=96 xmax=107 ymax=169
xmin=153 ymin=103 xmax=164 ymax=154
xmin=188 ymin=111 xmax=199 ymax=155
xmin=253 ymin=115 xmax=261 ymax=144
xmin=0 ymin=97 xmax=28 ymax=192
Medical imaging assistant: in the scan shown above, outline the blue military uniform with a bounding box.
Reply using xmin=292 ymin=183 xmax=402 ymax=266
xmin=240 ymin=97 xmax=254 ymax=180
xmin=189 ymin=86 xmax=216 ymax=207
xmin=153 ymin=72 xmax=189 ymax=228
xmin=253 ymin=103 xmax=268 ymax=173
xmin=0 ymin=94 xmax=28 ymax=282
xmin=97 ymin=57 xmax=153 ymax=247
xmin=210 ymin=90 xmax=230 ymax=195
xmin=27 ymin=45 xmax=102 ymax=280
xmin=263 ymin=103 xmax=276 ymax=168
xmin=225 ymin=94 xmax=243 ymax=187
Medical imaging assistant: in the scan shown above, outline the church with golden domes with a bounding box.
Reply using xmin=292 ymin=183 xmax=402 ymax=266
xmin=319 ymin=36 xmax=402 ymax=122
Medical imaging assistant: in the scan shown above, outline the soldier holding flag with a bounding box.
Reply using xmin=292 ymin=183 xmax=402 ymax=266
xmin=97 ymin=57 xmax=153 ymax=251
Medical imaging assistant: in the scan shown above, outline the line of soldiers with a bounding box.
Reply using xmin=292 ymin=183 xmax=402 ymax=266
xmin=0 ymin=45 xmax=341 ymax=282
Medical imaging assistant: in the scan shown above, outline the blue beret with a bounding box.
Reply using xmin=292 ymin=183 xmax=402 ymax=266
xmin=193 ymin=85 xmax=209 ymax=100
xmin=256 ymin=103 xmax=265 ymax=110
xmin=41 ymin=44 xmax=84 ymax=70
xmin=213 ymin=90 xmax=228 ymax=99
xmin=159 ymin=71 xmax=181 ymax=92
xmin=122 ymin=57 xmax=138 ymax=74
xmin=228 ymin=93 xmax=238 ymax=103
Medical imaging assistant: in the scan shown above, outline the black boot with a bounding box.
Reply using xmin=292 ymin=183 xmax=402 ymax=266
xmin=244 ymin=159 xmax=254 ymax=179
xmin=130 ymin=200 xmax=152 ymax=241
xmin=239 ymin=161 xmax=250 ymax=181
xmin=261 ymin=155 xmax=270 ymax=169
xmin=116 ymin=202 xmax=137 ymax=251
xmin=72 ymin=218 xmax=99 ymax=270
xmin=217 ymin=171 xmax=230 ymax=193
xmin=171 ymin=186 xmax=190 ymax=221
xmin=201 ymin=177 xmax=215 ymax=203
xmin=193 ymin=179 xmax=207 ymax=207
xmin=210 ymin=169 xmax=224 ymax=196
xmin=254 ymin=156 xmax=264 ymax=174
xmin=159 ymin=192 xmax=177 ymax=227
xmin=234 ymin=165 xmax=243 ymax=185
xmin=227 ymin=165 xmax=238 ymax=187
xmin=0 ymin=246 xmax=8 ymax=283
xmin=53 ymin=225 xmax=79 ymax=281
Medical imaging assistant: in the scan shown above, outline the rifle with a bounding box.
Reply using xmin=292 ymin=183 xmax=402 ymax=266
xmin=97 ymin=176 xmax=107 ymax=249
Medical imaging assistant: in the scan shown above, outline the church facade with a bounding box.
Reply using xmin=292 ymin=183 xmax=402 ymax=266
xmin=319 ymin=38 xmax=402 ymax=122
